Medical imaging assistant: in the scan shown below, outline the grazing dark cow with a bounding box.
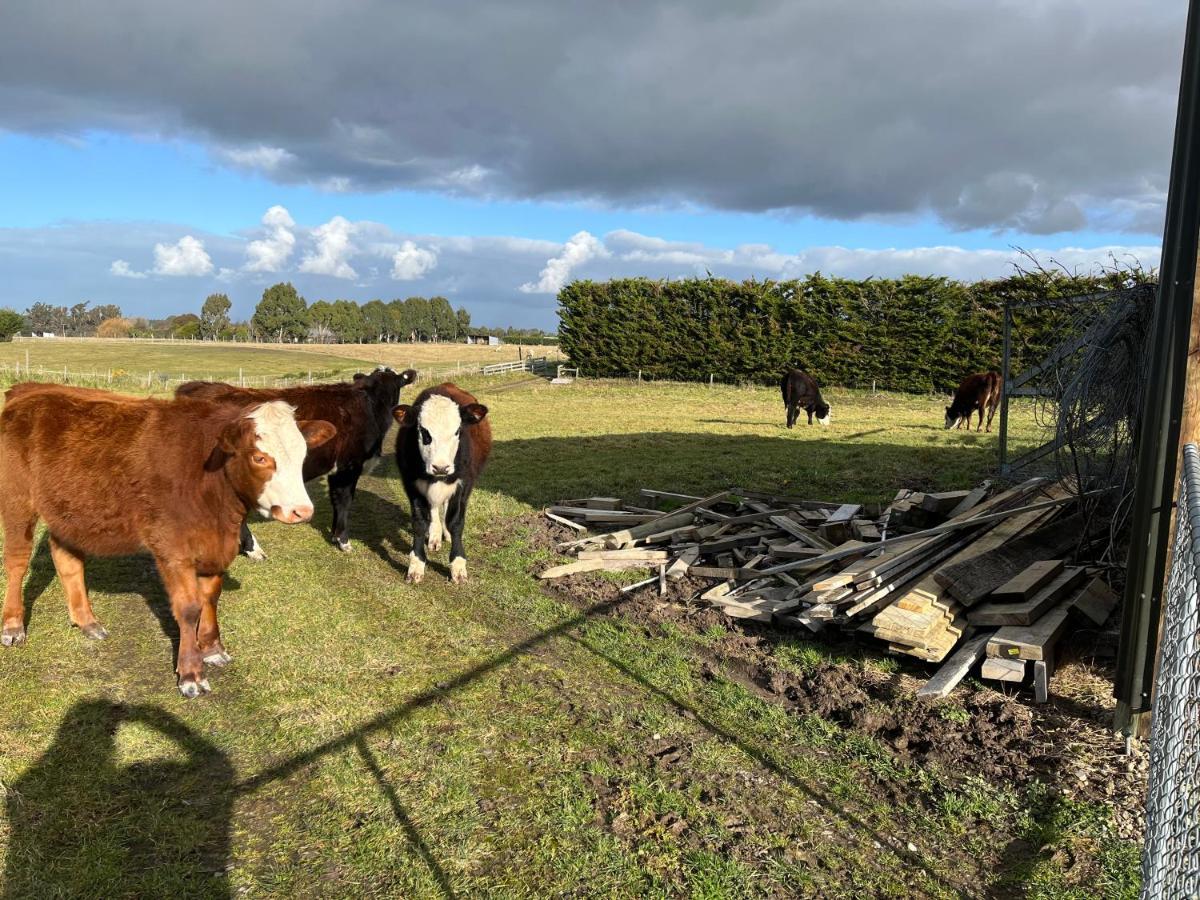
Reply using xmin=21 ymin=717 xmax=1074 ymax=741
xmin=177 ymin=367 xmax=415 ymax=555
xmin=781 ymin=368 xmax=831 ymax=428
xmin=945 ymin=371 xmax=1002 ymax=432
xmin=393 ymin=383 xmax=492 ymax=584
xmin=0 ymin=383 xmax=335 ymax=696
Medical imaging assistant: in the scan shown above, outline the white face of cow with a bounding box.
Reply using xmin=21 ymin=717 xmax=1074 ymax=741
xmin=249 ymin=401 xmax=317 ymax=522
xmin=416 ymin=394 xmax=463 ymax=478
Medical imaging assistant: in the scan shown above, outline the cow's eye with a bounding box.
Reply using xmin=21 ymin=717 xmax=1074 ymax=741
xmin=419 ymin=427 xmax=432 ymax=445
xmin=252 ymin=453 xmax=269 ymax=466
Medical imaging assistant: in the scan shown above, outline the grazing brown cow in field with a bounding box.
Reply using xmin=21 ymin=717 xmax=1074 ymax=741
xmin=0 ymin=383 xmax=335 ymax=696
xmin=945 ymin=371 xmax=1002 ymax=432
xmin=177 ymin=367 xmax=416 ymax=556
xmin=781 ymin=368 xmax=831 ymax=428
xmin=393 ymin=383 xmax=492 ymax=584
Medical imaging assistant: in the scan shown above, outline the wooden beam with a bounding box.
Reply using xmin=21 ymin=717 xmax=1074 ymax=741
xmin=990 ymin=559 xmax=1066 ymax=603
xmin=968 ymin=567 xmax=1086 ymax=626
xmin=987 ymin=601 xmax=1074 ymax=661
xmin=916 ymin=631 xmax=994 ymax=698
xmin=981 ymin=657 xmax=1026 ymax=682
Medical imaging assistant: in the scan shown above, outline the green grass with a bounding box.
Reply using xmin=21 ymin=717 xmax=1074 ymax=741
xmin=0 ymin=374 xmax=1138 ymax=897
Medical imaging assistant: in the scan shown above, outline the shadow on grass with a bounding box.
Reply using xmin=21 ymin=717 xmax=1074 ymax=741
xmin=3 ymin=699 xmax=233 ymax=899
xmin=19 ymin=534 xmax=242 ymax=671
xmin=229 ymin=595 xmax=973 ymax=898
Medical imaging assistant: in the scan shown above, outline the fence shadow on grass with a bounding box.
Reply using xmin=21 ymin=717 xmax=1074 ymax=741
xmin=3 ymin=699 xmax=233 ymax=900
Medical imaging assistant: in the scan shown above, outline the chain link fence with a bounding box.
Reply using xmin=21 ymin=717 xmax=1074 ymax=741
xmin=1142 ymin=442 xmax=1200 ymax=897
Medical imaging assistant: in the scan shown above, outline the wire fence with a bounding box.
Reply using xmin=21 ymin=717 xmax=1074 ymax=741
xmin=0 ymin=356 xmax=555 ymax=394
xmin=1141 ymin=442 xmax=1200 ymax=898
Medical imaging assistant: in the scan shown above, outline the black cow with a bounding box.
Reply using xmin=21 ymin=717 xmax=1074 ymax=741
xmin=781 ymin=368 xmax=831 ymax=428
xmin=393 ymin=383 xmax=492 ymax=585
xmin=177 ymin=367 xmax=416 ymax=555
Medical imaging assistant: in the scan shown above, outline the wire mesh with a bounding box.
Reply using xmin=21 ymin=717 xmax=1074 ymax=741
xmin=1141 ymin=442 xmax=1200 ymax=898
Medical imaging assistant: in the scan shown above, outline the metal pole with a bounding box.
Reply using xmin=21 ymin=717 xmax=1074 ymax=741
xmin=999 ymin=304 xmax=1013 ymax=474
xmin=1114 ymin=0 xmax=1200 ymax=736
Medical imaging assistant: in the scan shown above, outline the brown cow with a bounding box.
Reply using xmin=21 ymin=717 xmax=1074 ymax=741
xmin=393 ymin=383 xmax=492 ymax=584
xmin=0 ymin=383 xmax=335 ymax=696
xmin=177 ymin=367 xmax=416 ymax=556
xmin=945 ymin=371 xmax=1002 ymax=432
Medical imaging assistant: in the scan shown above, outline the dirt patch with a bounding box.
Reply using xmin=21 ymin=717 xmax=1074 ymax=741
xmin=504 ymin=512 xmax=1148 ymax=843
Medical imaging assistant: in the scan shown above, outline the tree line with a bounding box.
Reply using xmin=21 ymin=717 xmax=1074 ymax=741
xmin=557 ymin=268 xmax=1155 ymax=393
xmin=0 ymin=283 xmax=555 ymax=345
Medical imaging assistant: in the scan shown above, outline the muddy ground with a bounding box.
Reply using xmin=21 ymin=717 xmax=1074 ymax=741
xmin=517 ymin=514 xmax=1149 ymax=846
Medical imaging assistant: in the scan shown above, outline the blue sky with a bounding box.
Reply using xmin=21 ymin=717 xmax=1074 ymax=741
xmin=0 ymin=1 xmax=1181 ymax=329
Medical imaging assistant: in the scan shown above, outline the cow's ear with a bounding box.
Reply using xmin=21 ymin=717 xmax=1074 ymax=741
xmin=298 ymin=419 xmax=337 ymax=448
xmin=393 ymin=404 xmax=413 ymax=425
xmin=219 ymin=417 xmax=255 ymax=454
xmin=461 ymin=403 xmax=488 ymax=424
xmin=401 ymin=368 xmax=417 ymax=385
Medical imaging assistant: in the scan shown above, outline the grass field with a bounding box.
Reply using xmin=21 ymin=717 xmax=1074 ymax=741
xmin=0 ymin=370 xmax=1138 ymax=898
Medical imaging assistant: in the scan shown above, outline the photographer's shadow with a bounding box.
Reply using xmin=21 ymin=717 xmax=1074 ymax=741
xmin=3 ymin=699 xmax=233 ymax=899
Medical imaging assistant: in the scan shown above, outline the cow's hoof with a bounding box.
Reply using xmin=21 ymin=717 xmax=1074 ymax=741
xmin=203 ymin=649 xmax=233 ymax=666
xmin=80 ymin=623 xmax=109 ymax=641
xmin=406 ymin=555 xmax=426 ymax=584
xmin=178 ymin=678 xmax=211 ymax=699
xmin=450 ymin=557 xmax=468 ymax=584
xmin=335 ymin=538 xmax=352 ymax=553
xmin=1 ymin=626 xmax=26 ymax=647
xmin=244 ymin=545 xmax=268 ymax=562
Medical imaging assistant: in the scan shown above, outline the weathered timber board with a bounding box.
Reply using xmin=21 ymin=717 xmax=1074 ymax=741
xmin=967 ymin=567 xmax=1085 ymax=626
xmin=990 ymin=559 xmax=1065 ymax=602
xmin=916 ymin=630 xmax=995 ymax=698
xmin=987 ymin=601 xmax=1073 ymax=661
xmin=981 ymin=657 xmax=1026 ymax=682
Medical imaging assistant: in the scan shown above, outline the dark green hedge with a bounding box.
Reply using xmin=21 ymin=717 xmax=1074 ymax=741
xmin=557 ymin=270 xmax=1152 ymax=393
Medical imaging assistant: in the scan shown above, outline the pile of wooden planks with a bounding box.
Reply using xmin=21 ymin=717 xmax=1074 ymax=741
xmin=543 ymin=478 xmax=1113 ymax=701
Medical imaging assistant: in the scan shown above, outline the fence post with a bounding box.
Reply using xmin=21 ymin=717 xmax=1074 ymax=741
xmin=239 ymin=368 xmax=243 ymax=387
xmin=638 ymin=369 xmax=642 ymax=383
xmin=709 ymin=374 xmax=714 ymax=388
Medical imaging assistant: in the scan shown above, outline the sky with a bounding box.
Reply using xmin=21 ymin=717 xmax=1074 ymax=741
xmin=0 ymin=1 xmax=1184 ymax=329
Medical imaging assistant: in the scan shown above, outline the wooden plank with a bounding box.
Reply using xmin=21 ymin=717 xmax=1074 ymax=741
xmin=981 ymin=657 xmax=1026 ymax=682
xmin=540 ymin=558 xmax=656 ymax=579
xmin=990 ymin=559 xmax=1065 ymax=602
xmin=698 ymin=528 xmax=778 ymax=554
xmin=987 ymin=601 xmax=1073 ymax=661
xmin=1033 ymin=658 xmax=1052 ymax=703
xmin=577 ymin=549 xmax=670 ymax=561
xmin=825 ymin=503 xmax=861 ymax=525
xmin=946 ymin=482 xmax=990 ymax=518
xmin=665 ymin=547 xmax=699 ymax=581
xmin=916 ymin=631 xmax=994 ymax=698
xmin=545 ymin=510 xmax=588 ymax=532
xmin=640 ymin=489 xmax=702 ymax=503
xmin=769 ymin=541 xmax=826 ymax=560
xmin=920 ymin=490 xmax=971 ymax=514
xmin=852 ymin=520 xmax=882 ymax=541
xmin=968 ymin=567 xmax=1086 ymax=626
xmin=585 ymin=497 xmax=622 ymax=510
xmin=769 ymin=516 xmax=834 ymax=550
xmin=1070 ymin=576 xmax=1119 ymax=625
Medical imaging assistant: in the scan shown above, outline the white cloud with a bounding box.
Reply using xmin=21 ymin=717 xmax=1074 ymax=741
xmin=390 ymin=240 xmax=438 ymax=280
xmin=299 ymin=216 xmax=358 ymax=279
xmin=244 ymin=204 xmax=297 ymax=272
xmin=109 ymin=259 xmax=147 ymax=279
xmin=519 ymin=230 xmax=610 ymax=294
xmin=215 ymin=144 xmax=296 ymax=173
xmin=152 ymin=235 xmax=214 ymax=276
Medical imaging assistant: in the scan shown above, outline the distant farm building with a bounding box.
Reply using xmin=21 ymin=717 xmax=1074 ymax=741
xmin=467 ymin=333 xmax=502 ymax=346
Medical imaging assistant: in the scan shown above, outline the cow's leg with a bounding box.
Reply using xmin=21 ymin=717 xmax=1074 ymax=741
xmin=156 ymin=560 xmax=209 ymax=697
xmin=985 ymin=401 xmax=998 ymax=432
xmin=785 ymin=403 xmax=795 ymax=429
xmin=976 ymin=406 xmax=985 ymax=432
xmin=240 ymin=520 xmax=266 ymax=562
xmin=197 ymin=574 xmax=231 ymax=666
xmin=445 ymin=487 xmax=472 ymax=584
xmin=807 ymin=408 xmax=814 ymax=425
xmin=406 ymin=492 xmax=433 ymax=584
xmin=48 ymin=535 xmax=106 ymax=640
xmin=328 ymin=464 xmax=363 ymax=552
xmin=1 ymin=507 xmax=36 ymax=647
xmin=427 ymin=502 xmax=443 ymax=554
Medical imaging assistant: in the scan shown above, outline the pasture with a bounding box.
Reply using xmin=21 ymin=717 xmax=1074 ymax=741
xmin=0 ymin=361 xmax=1140 ymax=898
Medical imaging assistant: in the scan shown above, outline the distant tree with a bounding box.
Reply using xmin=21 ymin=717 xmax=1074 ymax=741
xmin=387 ymin=299 xmax=411 ymax=341
xmin=200 ymin=293 xmax=232 ymax=340
xmin=96 ymin=317 xmax=134 ymax=338
xmin=165 ymin=313 xmax=200 ymax=337
xmin=25 ymin=302 xmax=67 ymax=334
xmin=403 ymin=296 xmax=433 ymax=341
xmin=330 ymin=300 xmax=365 ymax=343
xmin=455 ymin=307 xmax=471 ymax=339
xmin=307 ymin=300 xmax=336 ymax=343
xmin=175 ymin=320 xmax=201 ymax=340
xmin=0 ymin=308 xmax=23 ymax=341
xmin=429 ymin=296 xmax=456 ymax=341
xmin=129 ymin=317 xmax=153 ymax=338
xmin=361 ymin=299 xmax=390 ymax=342
xmin=252 ymin=282 xmax=309 ymax=342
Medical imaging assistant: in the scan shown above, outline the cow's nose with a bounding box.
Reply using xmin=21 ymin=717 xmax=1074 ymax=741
xmin=272 ymin=505 xmax=314 ymax=524
xmin=432 ymin=465 xmax=451 ymax=477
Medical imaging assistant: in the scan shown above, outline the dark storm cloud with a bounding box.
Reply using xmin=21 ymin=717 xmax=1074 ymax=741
xmin=0 ymin=0 xmax=1184 ymax=232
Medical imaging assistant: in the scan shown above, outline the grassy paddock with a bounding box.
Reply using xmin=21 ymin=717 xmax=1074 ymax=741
xmin=0 ymin=368 xmax=1133 ymax=898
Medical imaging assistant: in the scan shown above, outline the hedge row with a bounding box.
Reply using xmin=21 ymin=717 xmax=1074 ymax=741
xmin=557 ymin=270 xmax=1153 ymax=393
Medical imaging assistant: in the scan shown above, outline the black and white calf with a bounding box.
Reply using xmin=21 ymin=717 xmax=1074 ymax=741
xmin=393 ymin=383 xmax=492 ymax=584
